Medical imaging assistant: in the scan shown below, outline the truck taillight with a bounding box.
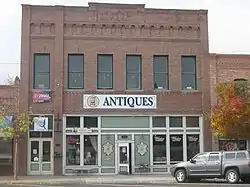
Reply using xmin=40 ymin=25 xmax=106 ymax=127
xmin=248 ymin=162 xmax=250 ymax=167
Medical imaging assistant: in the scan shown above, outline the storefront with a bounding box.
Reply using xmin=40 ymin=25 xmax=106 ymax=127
xmin=62 ymin=115 xmax=204 ymax=175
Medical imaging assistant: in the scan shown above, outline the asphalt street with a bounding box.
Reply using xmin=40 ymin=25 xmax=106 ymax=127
xmin=3 ymin=183 xmax=250 ymax=187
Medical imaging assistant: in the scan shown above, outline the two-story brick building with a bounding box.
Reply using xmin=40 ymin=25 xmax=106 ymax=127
xmin=19 ymin=2 xmax=211 ymax=176
xmin=210 ymin=54 xmax=250 ymax=152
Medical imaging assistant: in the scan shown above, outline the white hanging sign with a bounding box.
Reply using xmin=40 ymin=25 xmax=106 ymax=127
xmin=33 ymin=117 xmax=49 ymax=131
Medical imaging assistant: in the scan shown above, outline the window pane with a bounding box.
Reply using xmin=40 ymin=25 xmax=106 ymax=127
xmin=153 ymin=135 xmax=166 ymax=165
xmin=66 ymin=135 xmax=80 ymax=165
xmin=98 ymin=72 xmax=113 ymax=89
xmin=219 ymin=140 xmax=246 ymax=151
xmin=34 ymin=54 xmax=50 ymax=73
xmin=98 ymin=55 xmax=113 ymax=72
xmin=193 ymin=154 xmax=207 ymax=162
xmin=84 ymin=135 xmax=98 ymax=165
xmin=154 ymin=73 xmax=168 ymax=89
xmin=208 ymin=154 xmax=220 ymax=161
xmin=169 ymin=117 xmax=182 ymax=128
xmin=187 ymin=135 xmax=200 ymax=160
xmin=84 ymin=117 xmax=98 ymax=128
xmin=170 ymin=135 xmax=183 ymax=164
xmin=236 ymin=152 xmax=247 ymax=159
xmin=0 ymin=139 xmax=12 ymax=159
xmin=42 ymin=141 xmax=51 ymax=162
xmin=34 ymin=73 xmax=50 ymax=89
xmin=152 ymin=117 xmax=166 ymax=127
xmin=66 ymin=117 xmax=80 ymax=128
xmin=126 ymin=55 xmax=141 ymax=73
xmin=182 ymin=74 xmax=196 ymax=90
xmin=153 ymin=56 xmax=168 ymax=73
xmin=119 ymin=146 xmax=128 ymax=164
xmin=31 ymin=141 xmax=39 ymax=162
xmin=225 ymin=153 xmax=236 ymax=159
xmin=68 ymin=55 xmax=84 ymax=72
xmin=181 ymin=56 xmax=196 ymax=73
xmin=186 ymin=116 xmax=199 ymax=128
xmin=68 ymin=73 xmax=84 ymax=88
xmin=126 ymin=73 xmax=141 ymax=89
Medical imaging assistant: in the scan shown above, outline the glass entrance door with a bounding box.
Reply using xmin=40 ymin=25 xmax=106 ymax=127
xmin=29 ymin=139 xmax=53 ymax=175
xmin=118 ymin=143 xmax=130 ymax=174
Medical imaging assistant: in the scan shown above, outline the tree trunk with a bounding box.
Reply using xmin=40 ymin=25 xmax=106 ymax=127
xmin=13 ymin=138 xmax=18 ymax=180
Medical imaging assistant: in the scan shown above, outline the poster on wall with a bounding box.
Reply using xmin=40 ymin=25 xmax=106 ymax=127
xmin=32 ymin=90 xmax=51 ymax=103
xmin=33 ymin=117 xmax=49 ymax=131
xmin=219 ymin=139 xmax=247 ymax=151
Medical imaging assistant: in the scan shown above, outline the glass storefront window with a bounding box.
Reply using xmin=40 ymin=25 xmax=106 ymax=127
xmin=84 ymin=135 xmax=98 ymax=165
xmin=66 ymin=117 xmax=80 ymax=128
xmin=66 ymin=135 xmax=80 ymax=165
xmin=186 ymin=116 xmax=199 ymax=128
xmin=152 ymin=117 xmax=166 ymax=128
xmin=170 ymin=135 xmax=183 ymax=164
xmin=169 ymin=117 xmax=182 ymax=128
xmin=187 ymin=134 xmax=200 ymax=160
xmin=219 ymin=140 xmax=247 ymax=151
xmin=84 ymin=117 xmax=98 ymax=128
xmin=153 ymin=135 xmax=166 ymax=165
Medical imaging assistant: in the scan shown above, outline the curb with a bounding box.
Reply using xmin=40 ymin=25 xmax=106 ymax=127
xmin=6 ymin=179 xmax=176 ymax=185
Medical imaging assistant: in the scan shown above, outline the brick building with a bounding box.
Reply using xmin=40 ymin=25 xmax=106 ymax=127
xmin=210 ymin=53 xmax=250 ymax=152
xmin=19 ymin=2 xmax=211 ymax=176
xmin=0 ymin=85 xmax=19 ymax=176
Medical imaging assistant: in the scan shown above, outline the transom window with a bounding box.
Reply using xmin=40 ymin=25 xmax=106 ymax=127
xmin=181 ymin=56 xmax=197 ymax=90
xmin=97 ymin=54 xmax=113 ymax=89
xmin=153 ymin=56 xmax=169 ymax=90
xmin=126 ymin=55 xmax=142 ymax=90
xmin=33 ymin=54 xmax=50 ymax=89
xmin=68 ymin=54 xmax=84 ymax=89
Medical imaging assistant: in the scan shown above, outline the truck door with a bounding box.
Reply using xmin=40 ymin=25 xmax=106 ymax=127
xmin=188 ymin=153 xmax=207 ymax=176
xmin=206 ymin=153 xmax=221 ymax=176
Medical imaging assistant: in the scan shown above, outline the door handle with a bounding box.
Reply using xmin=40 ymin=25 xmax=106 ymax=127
xmin=215 ymin=162 xmax=220 ymax=165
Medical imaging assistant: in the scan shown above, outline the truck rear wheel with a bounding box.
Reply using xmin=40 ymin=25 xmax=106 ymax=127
xmin=175 ymin=169 xmax=187 ymax=183
xmin=225 ymin=169 xmax=239 ymax=184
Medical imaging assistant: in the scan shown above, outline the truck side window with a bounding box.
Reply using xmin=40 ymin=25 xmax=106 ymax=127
xmin=208 ymin=153 xmax=220 ymax=161
xmin=236 ymin=152 xmax=247 ymax=159
xmin=225 ymin=153 xmax=236 ymax=159
xmin=193 ymin=154 xmax=207 ymax=162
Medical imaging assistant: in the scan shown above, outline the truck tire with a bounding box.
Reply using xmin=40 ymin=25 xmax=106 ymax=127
xmin=175 ymin=169 xmax=187 ymax=183
xmin=225 ymin=169 xmax=240 ymax=184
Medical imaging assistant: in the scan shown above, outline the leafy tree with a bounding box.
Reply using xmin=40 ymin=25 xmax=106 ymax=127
xmin=210 ymin=80 xmax=250 ymax=148
xmin=0 ymin=87 xmax=33 ymax=180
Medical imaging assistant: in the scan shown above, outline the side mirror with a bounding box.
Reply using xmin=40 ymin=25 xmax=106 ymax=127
xmin=190 ymin=159 xmax=196 ymax=163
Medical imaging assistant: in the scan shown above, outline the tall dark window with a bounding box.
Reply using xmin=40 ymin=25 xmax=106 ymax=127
xmin=153 ymin=135 xmax=166 ymax=165
xmin=126 ymin=55 xmax=142 ymax=90
xmin=97 ymin=55 xmax=113 ymax=89
xmin=153 ymin=56 xmax=169 ymax=90
xmin=68 ymin=54 xmax=84 ymax=89
xmin=170 ymin=135 xmax=183 ymax=164
xmin=33 ymin=54 xmax=50 ymax=89
xmin=181 ymin=56 xmax=196 ymax=90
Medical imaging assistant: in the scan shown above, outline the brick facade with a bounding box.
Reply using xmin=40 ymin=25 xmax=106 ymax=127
xmin=19 ymin=2 xmax=212 ymax=176
xmin=0 ymin=85 xmax=19 ymax=176
xmin=210 ymin=53 xmax=250 ymax=150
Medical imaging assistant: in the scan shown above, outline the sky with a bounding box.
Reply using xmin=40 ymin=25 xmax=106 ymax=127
xmin=0 ymin=0 xmax=250 ymax=84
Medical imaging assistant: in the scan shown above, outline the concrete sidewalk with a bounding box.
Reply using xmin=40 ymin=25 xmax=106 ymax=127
xmin=0 ymin=174 xmax=175 ymax=185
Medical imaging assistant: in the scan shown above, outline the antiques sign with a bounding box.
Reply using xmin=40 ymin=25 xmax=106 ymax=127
xmin=83 ymin=94 xmax=157 ymax=109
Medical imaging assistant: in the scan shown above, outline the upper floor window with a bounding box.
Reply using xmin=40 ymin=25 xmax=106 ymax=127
xmin=68 ymin=54 xmax=84 ymax=89
xmin=33 ymin=54 xmax=50 ymax=89
xmin=153 ymin=56 xmax=169 ymax=90
xmin=126 ymin=55 xmax=142 ymax=90
xmin=181 ymin=56 xmax=197 ymax=90
xmin=97 ymin=54 xmax=113 ymax=89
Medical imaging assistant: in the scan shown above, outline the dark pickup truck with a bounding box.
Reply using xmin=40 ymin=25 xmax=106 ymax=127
xmin=170 ymin=150 xmax=250 ymax=184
